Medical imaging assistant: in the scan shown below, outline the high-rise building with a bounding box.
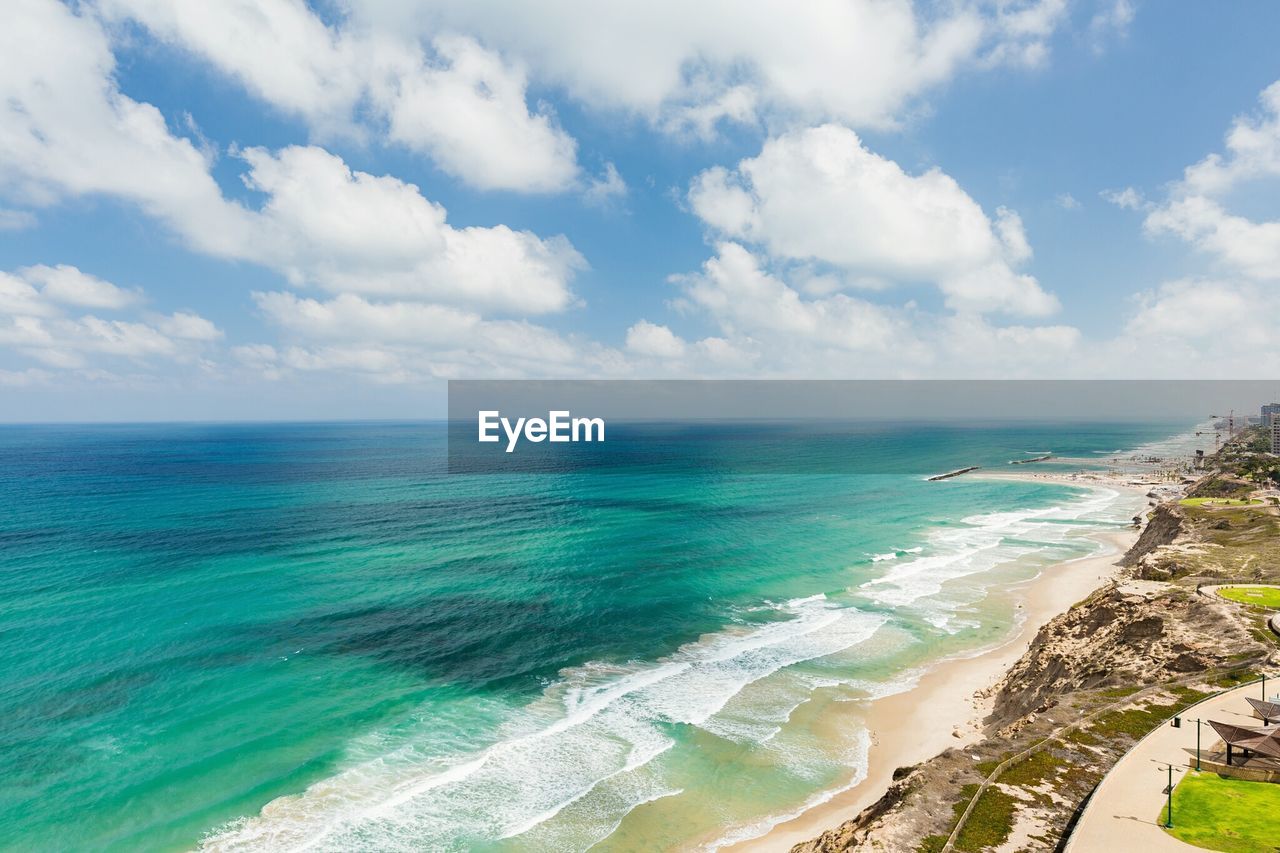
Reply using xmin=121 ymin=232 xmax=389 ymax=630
xmin=1273 ymin=418 xmax=1280 ymax=454
xmin=1263 ymin=403 xmax=1280 ymax=427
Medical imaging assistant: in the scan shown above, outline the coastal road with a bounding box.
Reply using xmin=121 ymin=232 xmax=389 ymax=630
xmin=1065 ymin=679 xmax=1272 ymax=852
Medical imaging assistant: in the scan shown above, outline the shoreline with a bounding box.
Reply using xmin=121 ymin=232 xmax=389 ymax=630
xmin=724 ymin=473 xmax=1151 ymax=852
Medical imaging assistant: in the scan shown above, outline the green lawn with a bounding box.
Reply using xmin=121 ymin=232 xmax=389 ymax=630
xmin=1180 ymin=497 xmax=1262 ymax=507
xmin=1216 ymin=586 xmax=1280 ymax=609
xmin=1160 ymin=771 xmax=1280 ymax=852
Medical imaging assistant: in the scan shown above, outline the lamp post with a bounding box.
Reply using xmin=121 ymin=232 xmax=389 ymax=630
xmin=1196 ymin=719 xmax=1201 ymax=772
xmin=1165 ymin=765 xmax=1174 ymax=828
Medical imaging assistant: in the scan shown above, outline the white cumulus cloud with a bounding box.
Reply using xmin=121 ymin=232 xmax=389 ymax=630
xmin=687 ymin=124 xmax=1058 ymax=316
xmin=0 ymin=265 xmax=221 ymax=373
xmin=341 ymin=0 xmax=1070 ymax=134
xmin=95 ymin=0 xmax=582 ymax=192
xmin=1138 ymin=80 xmax=1280 ymax=282
xmin=625 ymin=321 xmax=687 ymax=358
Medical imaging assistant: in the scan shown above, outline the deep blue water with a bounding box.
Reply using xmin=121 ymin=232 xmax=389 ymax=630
xmin=0 ymin=420 xmax=1186 ymax=850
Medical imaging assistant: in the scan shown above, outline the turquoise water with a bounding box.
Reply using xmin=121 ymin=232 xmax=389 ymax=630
xmin=0 ymin=421 xmax=1182 ymax=851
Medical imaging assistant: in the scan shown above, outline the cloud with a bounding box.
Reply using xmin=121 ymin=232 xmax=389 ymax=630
xmin=625 ymin=320 xmax=686 ymax=358
xmin=619 ymin=242 xmax=1092 ymax=378
xmin=687 ymin=125 xmax=1058 ymax=316
xmin=231 ymin=146 xmax=585 ymax=314
xmin=1088 ymin=0 xmax=1135 ymax=52
xmin=0 ymin=4 xmax=586 ymax=319
xmin=1056 ymin=192 xmax=1081 ymax=210
xmin=92 ymin=0 xmax=1078 ymax=190
xmin=0 ymin=265 xmax=221 ymax=372
xmin=158 ymin=311 xmax=223 ymax=341
xmin=1143 ymin=197 xmax=1280 ymax=281
xmin=0 ymin=209 xmax=36 ymax=231
xmin=244 ymin=290 xmax=630 ymax=382
xmin=1180 ymin=80 xmax=1280 ymax=196
xmin=673 ymin=242 xmax=907 ymax=352
xmin=1101 ymin=186 xmax=1144 ymax=209
xmin=95 ymin=0 xmax=581 ymax=192
xmin=2 ymin=2 xmax=596 ymax=387
xmin=377 ymin=34 xmax=580 ymax=192
xmin=341 ymin=0 xmax=1069 ymax=135
xmin=1136 ymin=80 xmax=1280 ymax=280
xmin=982 ymin=0 xmax=1069 ymax=68
xmin=0 ymin=367 xmax=53 ymax=387
xmin=583 ymin=162 xmax=628 ymax=209
xmin=0 ymin=0 xmax=242 ymax=248
xmin=1104 ymin=278 xmax=1280 ymax=376
xmin=19 ymin=264 xmax=140 ymax=310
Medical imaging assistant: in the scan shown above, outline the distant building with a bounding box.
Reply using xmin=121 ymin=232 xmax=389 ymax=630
xmin=1263 ymin=403 xmax=1280 ymax=427
xmin=1273 ymin=418 xmax=1280 ymax=454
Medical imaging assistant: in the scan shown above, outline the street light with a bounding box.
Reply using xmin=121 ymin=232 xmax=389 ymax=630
xmin=1165 ymin=764 xmax=1174 ymax=828
xmin=1171 ymin=717 xmax=1201 ymax=772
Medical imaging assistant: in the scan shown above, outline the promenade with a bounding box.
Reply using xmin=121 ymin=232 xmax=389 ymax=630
xmin=1066 ymin=679 xmax=1273 ymax=851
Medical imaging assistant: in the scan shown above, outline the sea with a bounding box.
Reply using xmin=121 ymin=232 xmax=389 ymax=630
xmin=0 ymin=420 xmax=1202 ymax=851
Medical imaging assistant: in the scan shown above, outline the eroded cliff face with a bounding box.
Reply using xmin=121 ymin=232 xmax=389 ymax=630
xmin=987 ymin=583 xmax=1246 ymax=731
xmin=1118 ymin=501 xmax=1183 ymax=568
xmin=791 ymin=491 xmax=1279 ymax=853
xmin=790 ymin=581 xmax=1267 ymax=853
xmin=790 ymin=767 xmax=919 ymax=853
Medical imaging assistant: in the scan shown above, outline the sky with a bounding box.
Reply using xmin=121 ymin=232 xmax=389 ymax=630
xmin=2 ymin=0 xmax=1280 ymax=420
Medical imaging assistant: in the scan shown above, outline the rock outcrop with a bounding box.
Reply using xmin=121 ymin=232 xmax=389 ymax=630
xmin=1118 ymin=502 xmax=1182 ymax=567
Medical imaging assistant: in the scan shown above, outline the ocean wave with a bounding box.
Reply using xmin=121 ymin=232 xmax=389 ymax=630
xmin=200 ymin=597 xmax=886 ymax=852
xmin=859 ymin=487 xmax=1124 ymax=609
xmin=869 ymin=545 xmax=923 ymax=563
xmin=703 ymin=727 xmax=872 ymax=851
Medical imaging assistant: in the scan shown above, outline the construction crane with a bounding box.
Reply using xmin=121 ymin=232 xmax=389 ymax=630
xmin=1210 ymin=410 xmax=1235 ymax=439
xmin=1195 ymin=430 xmax=1221 ymax=450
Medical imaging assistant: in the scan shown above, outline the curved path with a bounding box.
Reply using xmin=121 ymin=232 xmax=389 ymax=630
xmin=1197 ymin=585 xmax=1280 ymax=637
xmin=1065 ymin=678 xmax=1273 ymax=852
xmin=1197 ymin=583 xmax=1280 ymax=604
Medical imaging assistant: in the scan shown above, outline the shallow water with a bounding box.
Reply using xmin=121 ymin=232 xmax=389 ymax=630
xmin=0 ymin=420 xmax=1184 ymax=850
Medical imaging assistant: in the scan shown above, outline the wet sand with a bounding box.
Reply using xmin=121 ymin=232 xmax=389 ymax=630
xmin=726 ymin=474 xmax=1149 ymax=852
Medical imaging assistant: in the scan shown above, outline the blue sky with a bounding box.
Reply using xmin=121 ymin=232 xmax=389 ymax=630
xmin=2 ymin=0 xmax=1279 ymax=420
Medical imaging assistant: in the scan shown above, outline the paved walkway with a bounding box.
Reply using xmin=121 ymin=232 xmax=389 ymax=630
xmin=1066 ymin=679 xmax=1276 ymax=852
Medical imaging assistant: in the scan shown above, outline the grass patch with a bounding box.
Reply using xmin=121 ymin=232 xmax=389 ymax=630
xmin=1212 ymin=669 xmax=1259 ymax=690
xmin=1160 ymin=771 xmax=1280 ymax=853
xmin=1096 ymin=685 xmax=1143 ymax=700
xmin=1179 ymin=497 xmax=1261 ymax=507
xmin=916 ymin=835 xmax=947 ymax=853
xmin=1250 ymin=626 xmax=1279 ymax=646
xmin=954 ymin=785 xmax=1017 ymax=852
xmin=1066 ymin=728 xmax=1101 ymax=747
xmin=1170 ymin=686 xmax=1211 ymax=704
xmin=999 ymin=750 xmax=1066 ymax=787
xmin=1216 ymin=586 xmax=1280 ymax=609
xmin=1187 ymin=478 xmax=1256 ymax=500
xmin=1092 ymin=690 xmax=1210 ymax=741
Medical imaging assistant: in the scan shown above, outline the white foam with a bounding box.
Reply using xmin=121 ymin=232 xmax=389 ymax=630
xmin=859 ymin=485 xmax=1129 ymax=609
xmin=703 ymin=727 xmax=872 ymax=851
xmin=200 ymin=597 xmax=886 ymax=852
xmin=869 ymin=545 xmax=922 ymax=563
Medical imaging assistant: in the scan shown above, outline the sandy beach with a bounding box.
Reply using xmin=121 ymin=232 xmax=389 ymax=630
xmin=727 ymin=472 xmax=1153 ymax=852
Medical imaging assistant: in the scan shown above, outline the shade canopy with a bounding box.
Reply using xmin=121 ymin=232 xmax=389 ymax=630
xmin=1209 ymin=720 xmax=1280 ymax=759
xmin=1247 ymin=697 xmax=1280 ymax=724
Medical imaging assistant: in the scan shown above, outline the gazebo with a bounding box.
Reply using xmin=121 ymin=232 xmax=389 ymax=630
xmin=1247 ymin=697 xmax=1280 ymax=725
xmin=1208 ymin=720 xmax=1280 ymax=766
